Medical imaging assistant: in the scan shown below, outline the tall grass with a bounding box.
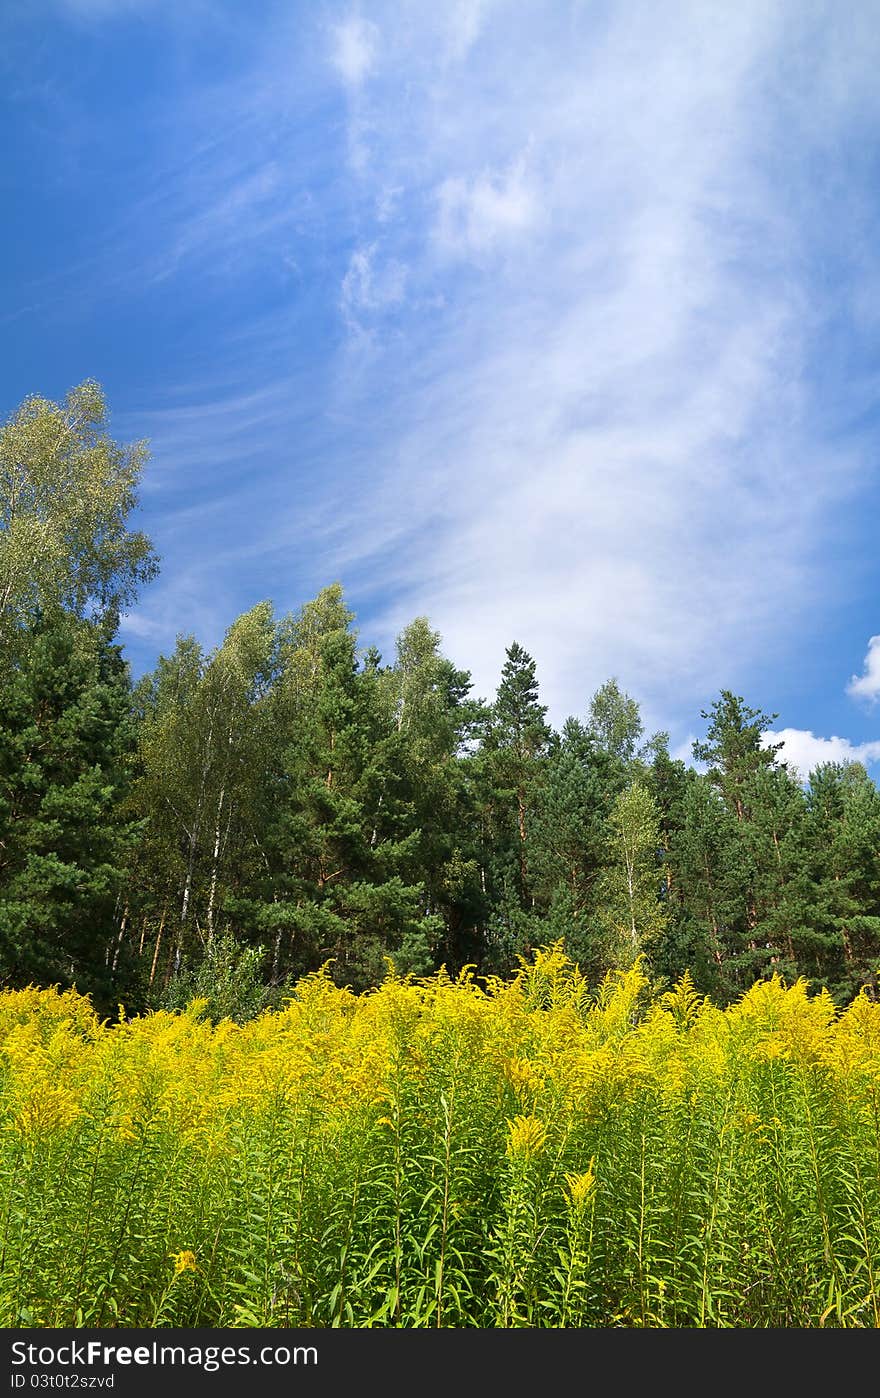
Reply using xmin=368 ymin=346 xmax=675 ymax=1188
xmin=1 ymin=947 xmax=879 ymax=1327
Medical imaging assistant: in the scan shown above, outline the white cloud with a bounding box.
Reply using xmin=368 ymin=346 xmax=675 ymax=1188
xmin=671 ymin=735 xmax=702 ymax=767
xmin=340 ymin=243 xmax=407 ymax=322
xmin=446 ymin=0 xmax=494 ymax=59
xmin=330 ymin=16 xmax=378 ymax=88
xmin=118 ymin=609 xmax=174 ymax=643
xmin=304 ymin=0 xmax=878 ymax=728
xmin=67 ymin=0 xmax=880 ymax=733
xmin=763 ymin=728 xmax=880 ymax=781
xmin=435 ymin=155 xmax=539 ymax=256
xmin=847 ymin=635 xmax=880 ymax=703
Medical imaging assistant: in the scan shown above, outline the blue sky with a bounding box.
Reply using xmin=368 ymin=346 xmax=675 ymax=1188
xmin=2 ymin=0 xmax=880 ymax=776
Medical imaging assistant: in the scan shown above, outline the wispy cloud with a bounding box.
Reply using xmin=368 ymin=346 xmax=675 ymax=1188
xmin=435 ymin=154 xmax=539 ymax=257
xmin=847 ymin=635 xmax=880 ymax=704
xmin=310 ymin=0 xmax=876 ymax=727
xmin=445 ymin=0 xmax=496 ymax=60
xmin=10 ymin=0 xmax=880 ymax=753
xmin=340 ymin=243 xmax=407 ymax=328
xmin=330 ymin=15 xmax=378 ymax=89
xmin=147 ymin=165 xmax=288 ymax=284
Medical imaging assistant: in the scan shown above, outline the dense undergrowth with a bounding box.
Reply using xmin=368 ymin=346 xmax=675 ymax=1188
xmin=2 ymin=946 xmax=880 ymax=1328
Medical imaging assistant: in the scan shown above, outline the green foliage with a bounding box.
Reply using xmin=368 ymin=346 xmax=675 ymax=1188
xmin=598 ymin=780 xmax=668 ymax=969
xmin=3 ymin=372 xmax=880 ymax=1330
xmin=157 ymin=931 xmax=272 ymax=1023
xmin=0 ymin=610 xmax=141 ymax=1013
xmin=4 ymin=958 xmax=880 ymax=1328
xmin=588 ymin=677 xmax=643 ymax=765
xmin=0 ymin=380 xmax=157 ymax=634
xmin=692 ymin=691 xmax=782 ymax=821
xmin=2 ymin=382 xmax=879 ymax=1021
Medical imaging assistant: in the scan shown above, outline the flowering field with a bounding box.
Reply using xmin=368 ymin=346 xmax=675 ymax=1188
xmin=2 ymin=947 xmax=880 ymax=1328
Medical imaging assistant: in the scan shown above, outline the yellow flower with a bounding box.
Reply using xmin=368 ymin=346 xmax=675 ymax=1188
xmin=565 ymin=1161 xmax=596 ymax=1208
xmin=506 ymin=1114 xmax=547 ymax=1159
xmin=171 ymin=1250 xmax=197 ymax=1277
xmin=505 ymin=1057 xmax=545 ymax=1100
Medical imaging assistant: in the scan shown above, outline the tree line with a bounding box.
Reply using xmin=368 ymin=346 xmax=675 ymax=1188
xmin=2 ymin=382 xmax=879 ymax=1017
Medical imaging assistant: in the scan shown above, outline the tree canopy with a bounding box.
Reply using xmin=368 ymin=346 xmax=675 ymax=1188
xmin=1 ymin=382 xmax=878 ymax=1017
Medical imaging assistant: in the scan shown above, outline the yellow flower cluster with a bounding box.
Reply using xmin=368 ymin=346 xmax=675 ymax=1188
xmin=565 ymin=1160 xmax=597 ymax=1209
xmin=2 ymin=950 xmax=880 ymax=1327
xmin=506 ymin=1114 xmax=547 ymax=1160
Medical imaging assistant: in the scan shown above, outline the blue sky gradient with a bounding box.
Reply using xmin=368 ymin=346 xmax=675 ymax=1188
xmin=2 ymin=0 xmax=879 ymax=776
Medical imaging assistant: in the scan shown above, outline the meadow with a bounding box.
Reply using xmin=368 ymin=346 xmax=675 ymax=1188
xmin=2 ymin=946 xmax=879 ymax=1328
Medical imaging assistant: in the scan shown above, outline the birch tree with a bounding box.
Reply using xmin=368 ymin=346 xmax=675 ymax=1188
xmin=599 ymin=779 xmax=667 ymax=969
xmin=0 ymin=380 xmax=157 ymax=637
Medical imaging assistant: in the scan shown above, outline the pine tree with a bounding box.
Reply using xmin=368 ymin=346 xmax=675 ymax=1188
xmin=692 ymin=691 xmax=782 ymax=822
xmin=0 ymin=382 xmax=156 ymax=1012
xmin=803 ymin=762 xmax=880 ymax=1001
xmin=736 ymin=763 xmax=813 ymax=986
xmin=257 ymin=587 xmax=440 ymax=990
xmin=667 ymin=775 xmax=740 ymax=997
xmin=0 ymin=611 xmax=140 ymax=1011
xmin=529 ymin=717 xmax=615 ymax=969
xmin=380 ymin=617 xmax=484 ymax=972
xmin=482 ymin=641 xmax=552 ymax=912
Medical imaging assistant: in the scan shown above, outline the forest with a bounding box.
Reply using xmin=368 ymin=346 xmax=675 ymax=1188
xmin=2 ymin=382 xmax=880 ymax=1020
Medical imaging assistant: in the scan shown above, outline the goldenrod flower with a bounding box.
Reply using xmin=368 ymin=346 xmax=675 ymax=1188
xmin=505 ymin=1057 xmax=544 ymax=1099
xmin=506 ymin=1114 xmax=547 ymax=1159
xmin=171 ymin=1250 xmax=197 ymax=1277
xmin=565 ymin=1161 xmax=596 ymax=1208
